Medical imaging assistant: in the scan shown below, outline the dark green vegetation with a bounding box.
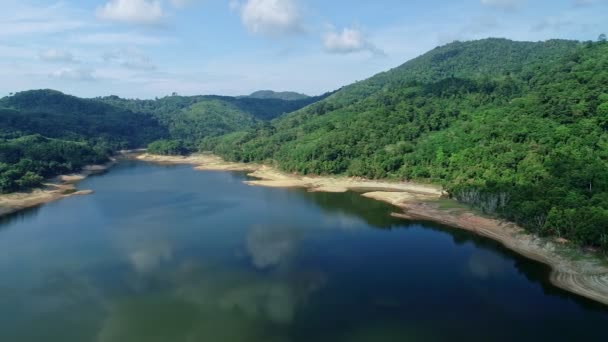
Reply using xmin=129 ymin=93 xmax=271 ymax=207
xmin=0 ymin=135 xmax=106 ymax=193
xmin=2 ymin=37 xmax=607 ymax=252
xmin=0 ymin=90 xmax=166 ymax=192
xmin=0 ymin=90 xmax=166 ymax=148
xmin=201 ymin=38 xmax=608 ymax=251
xmin=99 ymin=92 xmax=331 ymax=153
xmin=0 ymin=89 xmax=327 ymax=191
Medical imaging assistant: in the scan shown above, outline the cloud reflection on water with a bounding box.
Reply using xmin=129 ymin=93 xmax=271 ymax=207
xmin=467 ymin=250 xmax=509 ymax=279
xmin=246 ymin=224 xmax=302 ymax=269
xmin=129 ymin=241 xmax=173 ymax=273
xmin=95 ymin=223 xmax=326 ymax=342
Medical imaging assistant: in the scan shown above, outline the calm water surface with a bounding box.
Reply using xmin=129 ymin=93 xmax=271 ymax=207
xmin=0 ymin=161 xmax=607 ymax=341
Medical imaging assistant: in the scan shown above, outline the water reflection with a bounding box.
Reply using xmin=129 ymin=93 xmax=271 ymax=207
xmin=93 ymin=220 xmax=327 ymax=342
xmin=129 ymin=241 xmax=173 ymax=273
xmin=0 ymin=204 xmax=42 ymax=227
xmin=246 ymin=225 xmax=302 ymax=269
xmin=273 ymin=188 xmax=404 ymax=229
xmin=96 ymin=260 xmax=325 ymax=341
xmin=467 ymin=250 xmax=509 ymax=279
xmin=0 ymin=161 xmax=607 ymax=342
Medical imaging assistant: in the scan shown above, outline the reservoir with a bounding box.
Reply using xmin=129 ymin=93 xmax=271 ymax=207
xmin=0 ymin=161 xmax=606 ymax=341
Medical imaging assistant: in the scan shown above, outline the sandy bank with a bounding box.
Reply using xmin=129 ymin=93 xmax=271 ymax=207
xmin=136 ymin=153 xmax=608 ymax=305
xmin=135 ymin=153 xmax=261 ymax=172
xmin=0 ymin=161 xmax=113 ymax=218
xmin=137 ymin=153 xmax=443 ymax=196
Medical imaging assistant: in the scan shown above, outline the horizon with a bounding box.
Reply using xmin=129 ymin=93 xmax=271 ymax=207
xmin=1 ymin=37 xmax=593 ymax=101
xmin=2 ymin=0 xmax=607 ymax=99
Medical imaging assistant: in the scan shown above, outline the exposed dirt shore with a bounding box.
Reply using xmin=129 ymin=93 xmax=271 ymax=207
xmin=136 ymin=153 xmax=443 ymax=195
xmin=136 ymin=153 xmax=608 ymax=305
xmin=387 ymin=201 xmax=608 ymax=306
xmin=0 ymin=162 xmax=113 ymax=218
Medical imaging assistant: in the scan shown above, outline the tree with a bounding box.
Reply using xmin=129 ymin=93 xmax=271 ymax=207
xmin=16 ymin=171 xmax=44 ymax=188
xmin=599 ymin=33 xmax=607 ymax=43
xmin=202 ymin=39 xmax=608 ymax=251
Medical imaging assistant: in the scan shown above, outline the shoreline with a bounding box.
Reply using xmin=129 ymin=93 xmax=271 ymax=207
xmin=0 ymin=160 xmax=115 ymax=218
xmin=136 ymin=153 xmax=608 ymax=305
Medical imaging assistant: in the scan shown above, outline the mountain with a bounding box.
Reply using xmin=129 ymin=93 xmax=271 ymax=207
xmin=201 ymin=38 xmax=608 ymax=250
xmin=2 ymin=38 xmax=607 ymax=251
xmin=98 ymin=92 xmax=332 ymax=152
xmin=100 ymin=92 xmax=329 ymax=122
xmin=245 ymin=90 xmax=310 ymax=101
xmin=0 ymin=89 xmax=330 ymax=192
xmin=0 ymin=89 xmax=166 ymax=149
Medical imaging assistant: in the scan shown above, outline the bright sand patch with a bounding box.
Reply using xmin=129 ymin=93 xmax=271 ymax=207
xmin=137 ymin=153 xmax=608 ymax=305
xmin=136 ymin=154 xmax=443 ymax=196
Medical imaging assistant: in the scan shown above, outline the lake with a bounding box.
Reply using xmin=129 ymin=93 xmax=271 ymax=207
xmin=0 ymin=161 xmax=607 ymax=341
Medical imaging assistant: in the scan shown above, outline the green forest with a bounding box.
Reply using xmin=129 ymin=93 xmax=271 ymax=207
xmin=1 ymin=37 xmax=607 ymax=251
xmin=201 ymin=38 xmax=608 ymax=251
xmin=0 ymin=89 xmax=327 ymax=191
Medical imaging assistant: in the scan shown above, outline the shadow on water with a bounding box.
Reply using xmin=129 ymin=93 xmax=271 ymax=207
xmin=418 ymin=220 xmax=608 ymax=312
xmin=0 ymin=205 xmax=42 ymax=229
xmin=287 ymin=187 xmax=608 ymax=313
xmin=287 ymin=189 xmax=404 ymax=229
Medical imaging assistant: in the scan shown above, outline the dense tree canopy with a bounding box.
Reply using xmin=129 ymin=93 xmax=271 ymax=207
xmin=201 ymin=38 xmax=608 ymax=251
xmin=1 ymin=38 xmax=606 ymax=252
xmin=0 ymin=134 xmax=107 ymax=193
xmin=0 ymin=90 xmax=167 ymax=149
xmin=0 ymin=89 xmax=328 ymax=192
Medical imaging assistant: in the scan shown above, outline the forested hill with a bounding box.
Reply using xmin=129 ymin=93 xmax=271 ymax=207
xmin=0 ymin=89 xmax=328 ymax=192
xmin=201 ymin=38 xmax=608 ymax=251
xmin=0 ymin=89 xmax=166 ymax=148
xmin=97 ymin=91 xmax=332 ymax=154
xmin=277 ymin=38 xmax=581 ymax=113
xmin=98 ymin=91 xmax=330 ymax=121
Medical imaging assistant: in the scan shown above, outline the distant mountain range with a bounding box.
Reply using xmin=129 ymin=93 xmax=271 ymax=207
xmin=242 ymin=90 xmax=310 ymax=101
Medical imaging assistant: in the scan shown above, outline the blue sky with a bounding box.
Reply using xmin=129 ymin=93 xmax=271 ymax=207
xmin=1 ymin=0 xmax=606 ymax=99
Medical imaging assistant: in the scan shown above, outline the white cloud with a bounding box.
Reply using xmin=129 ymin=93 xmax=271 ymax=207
xmin=323 ymin=27 xmax=383 ymax=55
xmin=39 ymin=49 xmax=76 ymax=63
xmin=0 ymin=2 xmax=87 ymax=37
xmin=531 ymin=17 xmax=574 ymax=32
xmin=103 ymin=48 xmax=157 ymax=71
xmin=480 ymin=0 xmax=522 ymax=10
xmin=96 ymin=0 xmax=164 ymax=25
xmin=233 ymin=0 xmax=303 ymax=36
xmin=49 ymin=67 xmax=96 ymax=82
xmin=68 ymin=32 xmax=169 ymax=46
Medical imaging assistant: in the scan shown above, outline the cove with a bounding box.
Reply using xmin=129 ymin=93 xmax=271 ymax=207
xmin=0 ymin=160 xmax=607 ymax=342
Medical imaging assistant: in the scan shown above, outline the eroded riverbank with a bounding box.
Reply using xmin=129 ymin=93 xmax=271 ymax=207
xmin=136 ymin=153 xmax=608 ymax=306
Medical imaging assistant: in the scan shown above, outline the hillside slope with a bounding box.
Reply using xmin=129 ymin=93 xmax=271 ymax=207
xmin=0 ymin=87 xmax=331 ymax=191
xmin=0 ymin=89 xmax=166 ymax=149
xmin=97 ymin=91 xmax=332 ymax=154
xmin=202 ymin=38 xmax=608 ymax=250
xmin=99 ymin=91 xmax=330 ymax=122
